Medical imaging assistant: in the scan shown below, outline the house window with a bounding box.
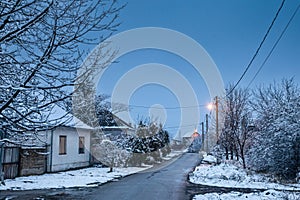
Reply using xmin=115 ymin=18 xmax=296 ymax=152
xmin=79 ymin=136 xmax=85 ymax=154
xmin=59 ymin=136 xmax=67 ymax=155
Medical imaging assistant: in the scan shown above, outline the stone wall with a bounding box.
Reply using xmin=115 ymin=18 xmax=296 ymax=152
xmin=19 ymin=148 xmax=47 ymax=176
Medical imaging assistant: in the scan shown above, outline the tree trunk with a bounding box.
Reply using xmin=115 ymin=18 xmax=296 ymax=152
xmin=235 ymin=147 xmax=239 ymax=160
xmin=225 ymin=147 xmax=229 ymax=160
xmin=230 ymin=146 xmax=234 ymax=160
xmin=241 ymin=148 xmax=246 ymax=169
xmin=109 ymin=157 xmax=114 ymax=173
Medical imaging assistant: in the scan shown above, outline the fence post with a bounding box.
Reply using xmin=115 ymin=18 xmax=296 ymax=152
xmin=0 ymin=141 xmax=4 ymax=184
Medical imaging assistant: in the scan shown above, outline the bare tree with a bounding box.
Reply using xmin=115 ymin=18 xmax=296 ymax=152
xmin=219 ymin=85 xmax=252 ymax=168
xmin=0 ymin=0 xmax=124 ymax=141
xmin=237 ymin=113 xmax=253 ymax=169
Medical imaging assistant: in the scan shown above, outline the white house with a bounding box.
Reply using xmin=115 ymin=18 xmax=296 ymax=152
xmin=2 ymin=105 xmax=136 ymax=178
xmin=42 ymin=105 xmax=94 ymax=172
xmin=46 ymin=121 xmax=93 ymax=172
xmin=45 ymin=106 xmax=134 ymax=172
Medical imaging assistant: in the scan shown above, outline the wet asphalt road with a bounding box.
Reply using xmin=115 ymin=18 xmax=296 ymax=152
xmin=0 ymin=153 xmax=201 ymax=200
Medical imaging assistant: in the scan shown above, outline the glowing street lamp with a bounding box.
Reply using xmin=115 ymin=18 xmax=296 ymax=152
xmin=207 ymin=103 xmax=214 ymax=111
xmin=206 ymin=97 xmax=219 ymax=142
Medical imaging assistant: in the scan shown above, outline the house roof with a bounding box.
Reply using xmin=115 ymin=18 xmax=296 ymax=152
xmin=48 ymin=105 xmax=94 ymax=130
xmin=173 ymin=130 xmax=197 ymax=141
xmin=48 ymin=105 xmax=135 ymax=131
xmin=111 ymin=114 xmax=134 ymax=129
xmin=1 ymin=105 xmax=94 ymax=148
xmin=100 ymin=126 xmax=135 ymax=130
xmin=182 ymin=132 xmax=195 ymax=138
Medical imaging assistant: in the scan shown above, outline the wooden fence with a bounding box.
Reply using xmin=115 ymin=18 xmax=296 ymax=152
xmin=1 ymin=147 xmax=19 ymax=179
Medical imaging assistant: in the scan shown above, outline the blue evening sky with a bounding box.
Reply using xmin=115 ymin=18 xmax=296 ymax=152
xmin=96 ymin=0 xmax=300 ymax=137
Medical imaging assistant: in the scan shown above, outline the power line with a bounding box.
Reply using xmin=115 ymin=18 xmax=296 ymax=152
xmin=163 ymin=113 xmax=213 ymax=130
xmin=128 ymin=104 xmax=207 ymax=110
xmin=164 ymin=123 xmax=202 ymax=129
xmin=227 ymin=0 xmax=286 ymax=95
xmin=246 ymin=2 xmax=300 ymax=89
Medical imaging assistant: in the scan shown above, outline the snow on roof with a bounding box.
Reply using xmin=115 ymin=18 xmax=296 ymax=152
xmin=67 ymin=116 xmax=94 ymax=130
xmin=182 ymin=131 xmax=195 ymax=138
xmin=48 ymin=105 xmax=134 ymax=130
xmin=48 ymin=105 xmax=94 ymax=130
xmin=100 ymin=126 xmax=135 ymax=130
xmin=111 ymin=114 xmax=134 ymax=129
xmin=173 ymin=131 xmax=191 ymax=141
xmin=1 ymin=105 xmax=94 ymax=147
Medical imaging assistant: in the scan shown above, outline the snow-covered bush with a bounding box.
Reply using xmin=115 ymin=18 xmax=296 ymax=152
xmin=92 ymin=121 xmax=171 ymax=168
xmin=119 ymin=122 xmax=171 ymax=166
xmin=202 ymin=154 xmax=217 ymax=164
xmin=248 ymin=79 xmax=300 ymax=181
xmin=93 ymin=139 xmax=131 ymax=172
xmin=190 ymin=163 xmax=248 ymax=183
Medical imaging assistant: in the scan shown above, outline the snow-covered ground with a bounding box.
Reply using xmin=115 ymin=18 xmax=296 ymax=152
xmin=0 ymin=150 xmax=183 ymax=191
xmin=190 ymin=155 xmax=300 ymax=199
xmin=0 ymin=166 xmax=149 ymax=191
xmin=190 ymin=162 xmax=300 ymax=190
xmin=193 ymin=190 xmax=300 ymax=200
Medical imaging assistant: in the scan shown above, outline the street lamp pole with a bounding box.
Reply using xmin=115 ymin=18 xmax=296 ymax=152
xmin=206 ymin=96 xmax=219 ymax=148
xmin=201 ymin=122 xmax=204 ymax=151
xmin=204 ymin=96 xmax=220 ymax=151
xmin=205 ymin=113 xmax=209 ymax=152
xmin=215 ymin=96 xmax=219 ymax=142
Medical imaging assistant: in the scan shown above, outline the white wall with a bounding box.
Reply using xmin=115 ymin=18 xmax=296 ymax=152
xmin=49 ymin=126 xmax=91 ymax=172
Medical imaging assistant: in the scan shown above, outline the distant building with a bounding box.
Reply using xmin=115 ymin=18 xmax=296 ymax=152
xmin=171 ymin=129 xmax=202 ymax=152
xmin=188 ymin=130 xmax=202 ymax=153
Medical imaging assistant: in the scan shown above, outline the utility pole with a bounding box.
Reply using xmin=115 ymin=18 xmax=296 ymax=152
xmin=205 ymin=113 xmax=209 ymax=152
xmin=201 ymin=122 xmax=204 ymax=151
xmin=215 ymin=96 xmax=219 ymax=142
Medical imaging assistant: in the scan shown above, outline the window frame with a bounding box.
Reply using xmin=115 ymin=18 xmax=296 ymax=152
xmin=59 ymin=135 xmax=67 ymax=155
xmin=78 ymin=136 xmax=85 ymax=154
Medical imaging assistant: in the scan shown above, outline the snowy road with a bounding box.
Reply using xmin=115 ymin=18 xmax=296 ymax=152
xmin=0 ymin=153 xmax=201 ymax=200
xmin=85 ymin=153 xmax=200 ymax=200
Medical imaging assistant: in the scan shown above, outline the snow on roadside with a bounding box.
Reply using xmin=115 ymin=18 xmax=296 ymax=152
xmin=189 ymin=162 xmax=300 ymax=191
xmin=193 ymin=190 xmax=300 ymax=200
xmin=162 ymin=150 xmax=183 ymax=160
xmin=202 ymin=154 xmax=217 ymax=164
xmin=0 ymin=166 xmax=149 ymax=191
